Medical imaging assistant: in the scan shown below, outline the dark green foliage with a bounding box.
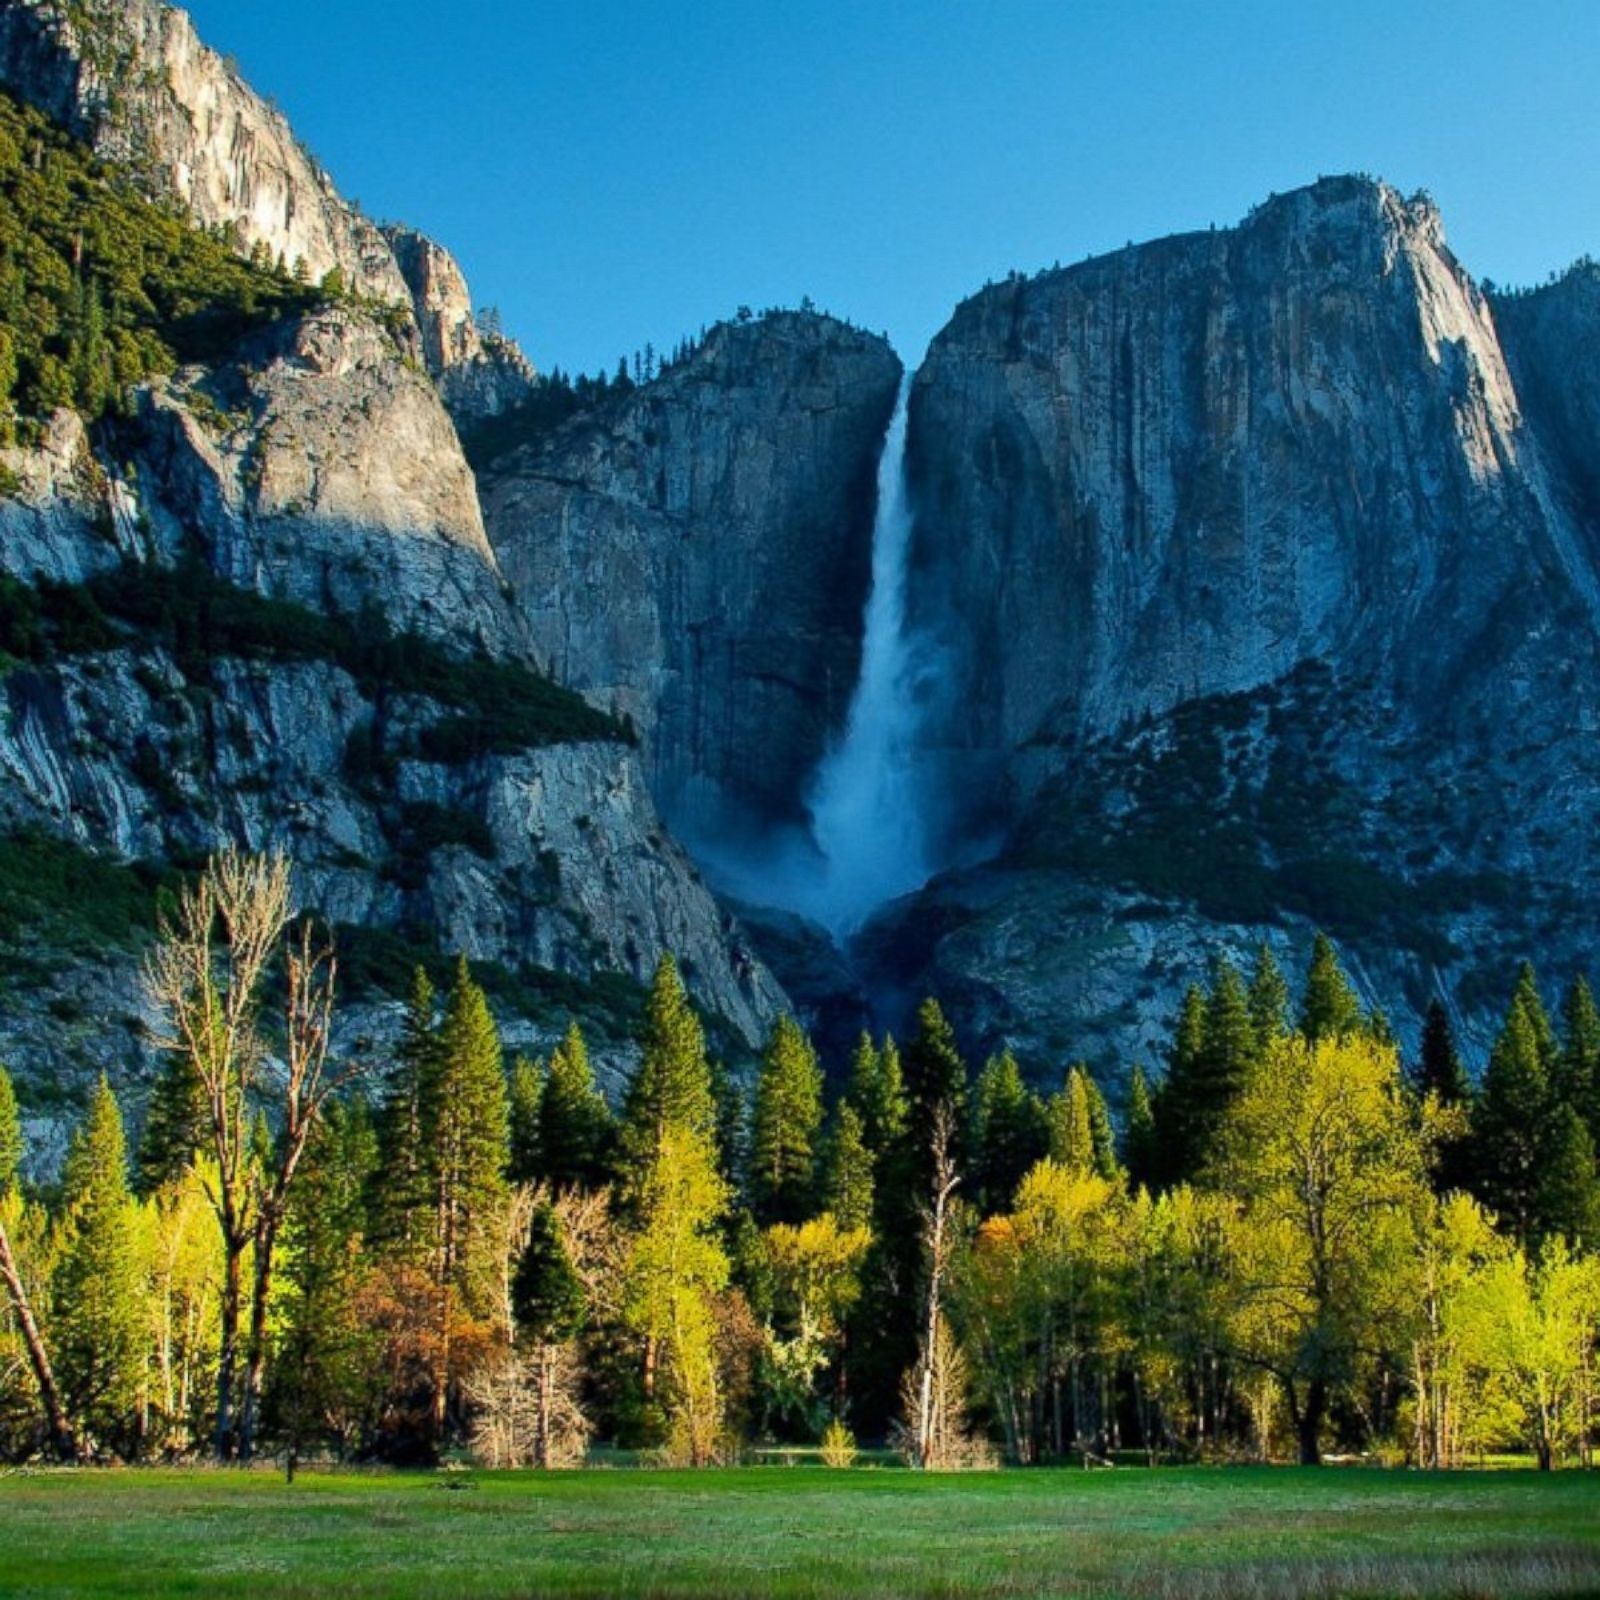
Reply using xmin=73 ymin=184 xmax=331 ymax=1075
xmin=1123 ymin=1064 xmax=1158 ymax=1190
xmin=538 ymin=1021 xmax=616 ymax=1190
xmin=844 ymin=1033 xmax=906 ymax=1162
xmin=0 ymin=1064 xmax=21 ymax=1191
xmin=1557 ymin=977 xmax=1600 ymax=1136
xmin=512 ymin=1203 xmax=586 ymax=1344
xmin=971 ymin=1050 xmax=1047 ymax=1210
xmin=0 ymin=89 xmax=325 ymax=436
xmin=622 ymin=956 xmax=716 ymax=1163
xmin=135 ymin=1048 xmax=207 ymax=1196
xmin=901 ymin=998 xmax=967 ymax=1157
xmin=384 ymin=803 xmax=495 ymax=892
xmin=1414 ymin=998 xmax=1474 ymax=1197
xmin=1153 ymin=963 xmax=1257 ymax=1189
xmin=0 ymin=827 xmax=173 ymax=954
xmin=821 ymin=1100 xmax=874 ymax=1233
xmin=750 ymin=1016 xmax=824 ymax=1225
xmin=507 ymin=1055 xmax=544 ymax=1186
xmin=1299 ymin=933 xmax=1364 ymax=1043
xmin=370 ymin=968 xmax=437 ymax=1261
xmin=1247 ymin=945 xmax=1290 ymax=1053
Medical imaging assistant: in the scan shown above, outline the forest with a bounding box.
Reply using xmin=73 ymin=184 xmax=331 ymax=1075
xmin=2 ymin=848 xmax=1597 ymax=1476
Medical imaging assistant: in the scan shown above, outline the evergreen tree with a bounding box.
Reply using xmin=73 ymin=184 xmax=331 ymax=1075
xmin=1047 ymin=1066 xmax=1119 ymax=1181
xmin=53 ymin=1078 xmax=144 ymax=1451
xmin=538 ymin=1021 xmax=616 ymax=1189
xmin=971 ymin=1051 xmax=1047 ymax=1211
xmin=372 ymin=967 xmax=438 ymax=1258
xmin=1123 ymin=1064 xmax=1159 ymax=1190
xmin=1154 ymin=963 xmax=1253 ymax=1186
xmin=1535 ymin=1105 xmax=1600 ymax=1248
xmin=1470 ymin=982 xmax=1556 ymax=1248
xmin=1247 ymin=944 xmax=1291 ymax=1054
xmin=513 ymin=1202 xmax=587 ymax=1344
xmin=1415 ymin=998 xmax=1470 ymax=1104
xmin=507 ymin=1055 xmax=544 ymax=1185
xmin=1298 ymin=932 xmax=1364 ymax=1043
xmin=1558 ymin=977 xmax=1600 ymax=1138
xmin=623 ymin=957 xmax=716 ymax=1164
xmin=846 ymin=1032 xmax=906 ymax=1161
xmin=750 ymin=1016 xmax=824 ymax=1225
xmin=1510 ymin=962 xmax=1559 ymax=1068
xmin=821 ymin=1100 xmax=874 ymax=1233
xmin=0 ymin=1065 xmax=19 ymax=1189
xmin=902 ymin=999 xmax=967 ymax=1163
xmin=135 ymin=1049 xmax=207 ymax=1196
xmin=416 ymin=958 xmax=511 ymax=1433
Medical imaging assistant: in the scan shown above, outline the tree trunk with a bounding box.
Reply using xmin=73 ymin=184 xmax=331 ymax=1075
xmin=535 ymin=1346 xmax=553 ymax=1470
xmin=0 ymin=1217 xmax=76 ymax=1463
xmin=215 ymin=1236 xmax=244 ymax=1461
xmin=1296 ymin=1377 xmax=1326 ymax=1466
xmin=237 ymin=1209 xmax=282 ymax=1463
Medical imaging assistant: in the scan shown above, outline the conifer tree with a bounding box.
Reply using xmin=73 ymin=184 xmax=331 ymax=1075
xmin=750 ymin=1016 xmax=824 ymax=1225
xmin=1247 ymin=945 xmax=1291 ymax=1054
xmin=1471 ymin=981 xmax=1557 ymax=1248
xmin=1415 ymin=997 xmax=1473 ymax=1196
xmin=1047 ymin=1066 xmax=1119 ymax=1181
xmin=1558 ymin=977 xmax=1600 ymax=1139
xmin=135 ymin=1049 xmax=207 ymax=1196
xmin=902 ymin=999 xmax=967 ymax=1164
xmin=1123 ymin=1064 xmax=1159 ymax=1190
xmin=822 ymin=1100 xmax=875 ymax=1233
xmin=508 ymin=1054 xmax=544 ymax=1185
xmin=972 ymin=1050 xmax=1047 ymax=1211
xmin=514 ymin=1201 xmax=590 ymax=1467
xmin=372 ymin=967 xmax=438 ymax=1258
xmin=1535 ymin=1105 xmax=1600 ymax=1248
xmin=539 ymin=1021 xmax=616 ymax=1189
xmin=418 ymin=958 xmax=511 ymax=1429
xmin=54 ymin=1077 xmax=144 ymax=1452
xmin=1299 ymin=932 xmax=1364 ymax=1043
xmin=1155 ymin=963 xmax=1253 ymax=1185
xmin=1151 ymin=984 xmax=1207 ymax=1187
xmin=623 ymin=957 xmax=716 ymax=1164
xmin=846 ymin=1031 xmax=907 ymax=1161
xmin=0 ymin=1064 xmax=76 ymax=1461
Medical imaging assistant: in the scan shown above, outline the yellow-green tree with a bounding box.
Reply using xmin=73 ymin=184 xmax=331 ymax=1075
xmin=1215 ymin=1032 xmax=1433 ymax=1464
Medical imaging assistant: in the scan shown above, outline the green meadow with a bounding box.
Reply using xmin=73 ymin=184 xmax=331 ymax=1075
xmin=1 ymin=1466 xmax=1597 ymax=1600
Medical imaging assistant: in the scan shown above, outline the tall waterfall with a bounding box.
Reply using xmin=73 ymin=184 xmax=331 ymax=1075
xmin=802 ymin=381 xmax=933 ymax=933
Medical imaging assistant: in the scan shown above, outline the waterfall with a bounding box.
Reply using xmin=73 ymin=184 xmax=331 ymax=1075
xmin=801 ymin=380 xmax=933 ymax=933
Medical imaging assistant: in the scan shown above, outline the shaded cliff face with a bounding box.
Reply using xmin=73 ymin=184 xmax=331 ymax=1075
xmin=478 ymin=313 xmax=902 ymax=837
xmin=906 ymin=177 xmax=1593 ymax=794
xmin=0 ymin=306 xmax=787 ymax=1068
xmin=0 ymin=0 xmax=532 ymax=418
xmin=874 ymin=178 xmax=1600 ymax=1079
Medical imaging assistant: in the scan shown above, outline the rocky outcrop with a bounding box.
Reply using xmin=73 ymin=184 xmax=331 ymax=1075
xmin=479 ymin=312 xmax=901 ymax=838
xmin=875 ymin=178 xmax=1600 ymax=1078
xmin=384 ymin=226 xmax=536 ymax=420
xmin=0 ymin=0 xmax=535 ymax=413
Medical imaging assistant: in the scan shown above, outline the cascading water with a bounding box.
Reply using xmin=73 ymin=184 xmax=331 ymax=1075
xmin=799 ymin=380 xmax=934 ymax=934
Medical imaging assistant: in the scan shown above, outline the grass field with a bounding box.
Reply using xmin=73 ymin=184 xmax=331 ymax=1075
xmin=1 ymin=1466 xmax=1598 ymax=1599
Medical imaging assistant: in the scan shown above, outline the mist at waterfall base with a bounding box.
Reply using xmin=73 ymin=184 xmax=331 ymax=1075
xmin=693 ymin=384 xmax=948 ymax=941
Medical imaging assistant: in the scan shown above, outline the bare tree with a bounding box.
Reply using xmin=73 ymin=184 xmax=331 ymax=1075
xmin=0 ymin=1210 xmax=76 ymax=1462
xmin=908 ymin=1102 xmax=962 ymax=1469
xmin=146 ymin=850 xmax=352 ymax=1462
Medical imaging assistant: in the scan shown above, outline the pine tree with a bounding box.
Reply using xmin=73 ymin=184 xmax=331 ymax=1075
xmin=1415 ymin=998 xmax=1470 ymax=1104
xmin=1299 ymin=932 xmax=1364 ymax=1043
xmin=1470 ymin=984 xmax=1554 ymax=1248
xmin=135 ymin=1048 xmax=207 ymax=1196
xmin=1247 ymin=945 xmax=1291 ymax=1054
xmin=1557 ymin=977 xmax=1600 ymax=1139
xmin=1123 ymin=1064 xmax=1158 ymax=1190
xmin=54 ymin=1077 xmax=144 ymax=1452
xmin=417 ymin=959 xmax=511 ymax=1430
xmin=971 ymin=1051 xmax=1047 ymax=1211
xmin=372 ymin=967 xmax=438 ymax=1258
xmin=750 ymin=1016 xmax=824 ymax=1225
xmin=902 ymin=999 xmax=967 ymax=1164
xmin=846 ymin=1032 xmax=906 ymax=1161
xmin=1534 ymin=1105 xmax=1600 ymax=1248
xmin=822 ymin=1100 xmax=874 ymax=1233
xmin=539 ymin=1021 xmax=615 ymax=1189
xmin=1154 ymin=963 xmax=1253 ymax=1185
xmin=513 ymin=1202 xmax=587 ymax=1345
xmin=508 ymin=1055 xmax=544 ymax=1185
xmin=1047 ymin=1066 xmax=1119 ymax=1181
xmin=623 ymin=957 xmax=716 ymax=1165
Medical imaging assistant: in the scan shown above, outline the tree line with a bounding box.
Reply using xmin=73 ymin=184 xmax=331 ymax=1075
xmin=2 ymin=855 xmax=1598 ymax=1473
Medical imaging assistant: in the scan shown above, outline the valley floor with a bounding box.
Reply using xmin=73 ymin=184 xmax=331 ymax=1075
xmin=0 ymin=1465 xmax=1597 ymax=1599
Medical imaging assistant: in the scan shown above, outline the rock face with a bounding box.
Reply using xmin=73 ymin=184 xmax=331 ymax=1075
xmin=384 ymin=226 xmax=535 ymax=420
xmin=0 ymin=0 xmax=534 ymax=416
xmin=878 ymin=178 xmax=1600 ymax=1077
xmin=478 ymin=313 xmax=901 ymax=838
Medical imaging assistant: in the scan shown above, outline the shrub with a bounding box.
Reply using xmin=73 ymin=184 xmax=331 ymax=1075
xmin=819 ymin=1419 xmax=857 ymax=1469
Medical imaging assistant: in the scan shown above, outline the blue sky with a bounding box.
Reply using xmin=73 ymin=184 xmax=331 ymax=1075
xmin=186 ymin=0 xmax=1600 ymax=375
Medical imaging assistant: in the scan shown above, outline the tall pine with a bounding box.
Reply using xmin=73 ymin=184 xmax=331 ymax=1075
xmin=1299 ymin=932 xmax=1364 ymax=1043
xmin=750 ymin=1016 xmax=824 ymax=1225
xmin=539 ymin=1021 xmax=616 ymax=1189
